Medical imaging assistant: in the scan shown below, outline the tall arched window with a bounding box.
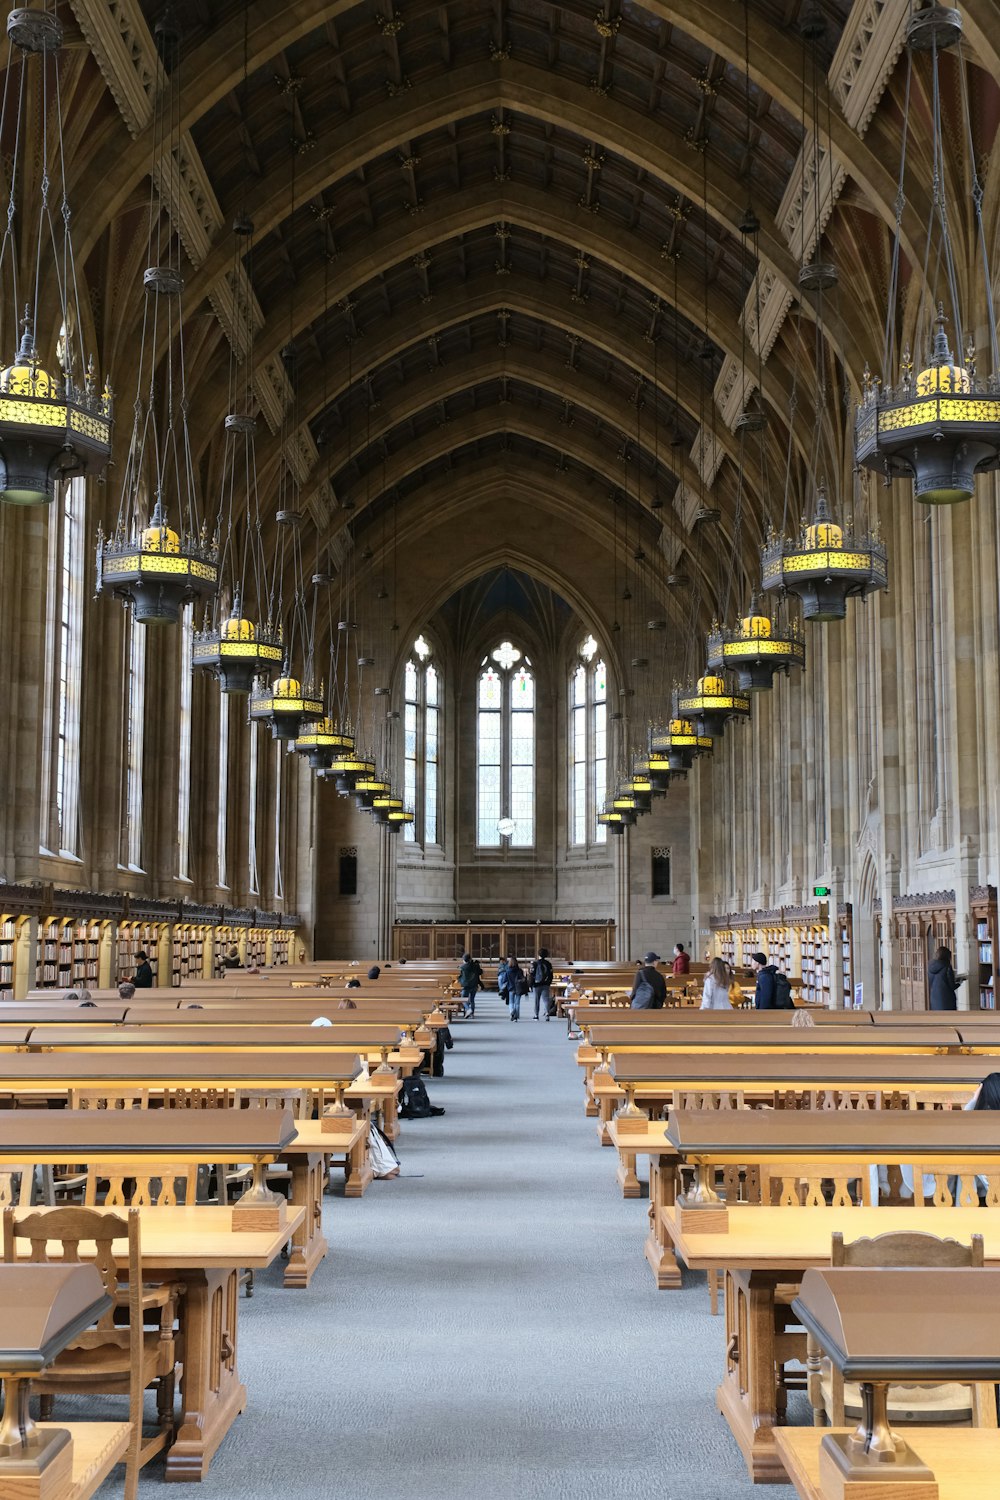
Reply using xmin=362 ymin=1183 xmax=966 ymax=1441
xmin=569 ymin=636 xmax=607 ymax=846
xmin=403 ymin=635 xmax=441 ymax=846
xmin=478 ymin=641 xmax=534 ymax=848
xmin=40 ymin=477 xmax=85 ymax=857
xmin=120 ymin=614 xmax=146 ymax=872
xmin=177 ymin=604 xmax=193 ymax=881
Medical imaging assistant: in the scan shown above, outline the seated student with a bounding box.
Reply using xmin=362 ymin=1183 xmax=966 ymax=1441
xmin=222 ymin=945 xmax=242 ymax=970
xmin=630 ymin=953 xmax=667 ymax=1009
xmin=367 ymin=965 xmax=381 ymax=980
xmin=700 ymin=958 xmax=733 ymax=1010
xmin=118 ymin=981 xmax=136 ymax=1001
xmin=346 ymin=978 xmax=361 ymax=989
xmin=133 ymin=951 xmax=154 ymax=988
xmin=791 ymin=1008 xmax=816 ymax=1028
xmin=873 ymin=1071 xmax=1000 ymax=1204
xmin=337 ymin=997 xmax=358 ymax=1010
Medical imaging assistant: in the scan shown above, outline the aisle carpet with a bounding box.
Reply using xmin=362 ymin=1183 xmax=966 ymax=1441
xmin=96 ymin=992 xmax=762 ymax=1499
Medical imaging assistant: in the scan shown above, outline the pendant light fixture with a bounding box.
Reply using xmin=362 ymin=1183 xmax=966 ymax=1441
xmin=0 ymin=8 xmax=112 ymax=505
xmin=194 ymin=24 xmax=280 ymax=689
xmin=249 ymin=131 xmax=322 ymax=738
xmin=761 ymin=11 xmax=886 ymax=622
xmin=710 ymin=24 xmax=806 ymax=695
xmin=194 ymin=220 xmax=282 ymax=691
xmin=95 ymin=12 xmax=217 ymax=624
xmin=856 ymin=5 xmax=1000 ymax=505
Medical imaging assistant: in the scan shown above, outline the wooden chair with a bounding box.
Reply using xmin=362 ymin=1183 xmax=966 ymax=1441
xmin=0 ymin=1165 xmax=34 ymax=1207
xmin=809 ymin=1230 xmax=995 ymax=1430
xmin=2 ymin=1205 xmax=184 ymax=1500
xmin=71 ymin=1090 xmax=149 ymax=1110
xmin=84 ymin=1162 xmax=200 ymax=1207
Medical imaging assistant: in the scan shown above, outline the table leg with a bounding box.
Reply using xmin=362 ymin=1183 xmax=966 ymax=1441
xmin=380 ymin=1090 xmax=400 ymax=1142
xmin=344 ymin=1125 xmax=373 ymax=1198
xmin=584 ymin=1067 xmax=599 ymax=1117
xmin=716 ymin=1268 xmax=789 ymax=1484
xmin=645 ymin=1157 xmax=681 ymax=1290
xmin=596 ymin=1091 xmax=619 ymax=1145
xmin=283 ymin=1151 xmax=328 ymax=1290
xmin=166 ymin=1268 xmax=246 ymax=1482
xmin=616 ymin=1148 xmax=641 ymax=1198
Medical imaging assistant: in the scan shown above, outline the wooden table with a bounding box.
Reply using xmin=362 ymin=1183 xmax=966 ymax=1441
xmin=0 ymin=1109 xmax=378 ymax=1289
xmin=774 ymin=1427 xmax=1000 ymax=1499
xmin=34 ymin=1423 xmax=132 ymax=1500
xmin=663 ymin=1205 xmax=1000 ymax=1484
xmin=591 ymin=1054 xmax=987 ymax=1143
xmin=6 ymin=1204 xmax=304 ymax=1482
xmin=0 ymin=1052 xmax=403 ymax=1140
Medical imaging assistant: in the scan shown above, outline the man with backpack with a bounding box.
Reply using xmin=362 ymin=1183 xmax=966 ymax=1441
xmin=530 ymin=948 xmax=555 ymax=1020
xmin=458 ymin=952 xmax=484 ymax=1018
xmin=629 ymin=952 xmax=667 ymax=1009
xmin=751 ymin=951 xmax=794 ymax=1009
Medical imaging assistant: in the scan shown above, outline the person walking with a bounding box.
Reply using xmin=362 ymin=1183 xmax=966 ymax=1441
xmin=672 ymin=942 xmax=691 ymax=975
xmin=928 ymin=946 xmax=964 ymax=1011
xmin=508 ymin=958 xmax=528 ymax=1021
xmin=530 ymin=948 xmax=554 ymax=1020
xmin=497 ymin=955 xmax=512 ymax=1008
xmin=750 ymin=951 xmax=793 ymax=1009
xmin=700 ymin=957 xmax=733 ymax=1010
xmin=629 ymin=953 xmax=667 ymax=1009
xmin=458 ymin=952 xmax=484 ymax=1018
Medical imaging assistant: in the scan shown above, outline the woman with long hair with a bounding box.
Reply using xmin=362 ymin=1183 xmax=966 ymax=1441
xmin=701 ymin=956 xmax=733 ymax=1010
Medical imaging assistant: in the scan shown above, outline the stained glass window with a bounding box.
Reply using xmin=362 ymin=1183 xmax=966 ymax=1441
xmin=41 ymin=478 xmax=85 ymax=857
xmin=403 ymin=640 xmax=441 ymax=846
xmin=477 ymin=647 xmax=534 ymax=847
xmin=569 ymin=644 xmax=608 ymax=846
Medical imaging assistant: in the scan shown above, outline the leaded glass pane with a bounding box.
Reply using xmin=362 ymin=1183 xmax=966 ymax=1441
xmin=405 ymin=660 xmax=418 ymax=700
xmin=479 ymin=669 xmax=502 ymax=709
xmin=426 ymin=665 xmax=438 ymax=706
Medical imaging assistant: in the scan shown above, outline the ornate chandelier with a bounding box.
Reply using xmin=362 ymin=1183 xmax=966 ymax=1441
xmin=761 ymin=484 xmax=887 ymax=622
xmin=0 ymin=9 xmax=112 ymax=505
xmin=195 ymin=223 xmax=282 ymax=691
xmin=707 ymin=596 xmax=805 ymax=691
xmin=674 ymin=674 xmax=750 ymax=741
xmin=95 ymin=18 xmax=216 ymax=623
xmin=649 ymin=718 xmax=713 ymax=773
xmin=856 ymin=6 xmax=1000 ymax=506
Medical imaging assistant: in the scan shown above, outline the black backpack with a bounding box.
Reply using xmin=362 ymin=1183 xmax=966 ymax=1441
xmin=774 ymin=971 xmax=794 ymax=1009
xmin=400 ymin=1074 xmax=434 ymax=1118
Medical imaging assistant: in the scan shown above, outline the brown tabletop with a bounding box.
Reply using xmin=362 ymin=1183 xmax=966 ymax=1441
xmin=665 ymin=1107 xmax=1000 ymax=1161
xmin=587 ymin=1025 xmax=967 ymax=1050
xmin=0 ymin=1052 xmax=366 ymax=1089
xmin=26 ymin=1024 xmax=409 ymax=1049
xmin=606 ymin=1051 xmax=991 ymax=1087
xmin=0 ymin=1107 xmax=297 ymax=1161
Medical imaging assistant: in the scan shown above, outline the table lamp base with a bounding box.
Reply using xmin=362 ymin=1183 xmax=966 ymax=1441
xmin=820 ymin=1432 xmax=938 ymax=1500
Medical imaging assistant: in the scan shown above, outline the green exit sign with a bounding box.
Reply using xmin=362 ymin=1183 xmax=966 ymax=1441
xmin=813 ymin=885 xmax=831 ymax=897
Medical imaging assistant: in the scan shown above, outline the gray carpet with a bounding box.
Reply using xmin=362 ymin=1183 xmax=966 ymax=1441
xmin=94 ymin=992 xmax=764 ymax=1498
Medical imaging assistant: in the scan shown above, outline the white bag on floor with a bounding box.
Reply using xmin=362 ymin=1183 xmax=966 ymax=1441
xmin=369 ymin=1122 xmax=400 ymax=1179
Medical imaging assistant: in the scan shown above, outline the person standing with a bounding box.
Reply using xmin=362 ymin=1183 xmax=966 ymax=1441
xmin=750 ymin=951 xmax=793 ymax=1009
xmin=133 ymin=951 xmax=154 ymax=988
xmin=928 ymin=946 xmax=963 ymax=1011
xmin=458 ymin=952 xmax=484 ymax=1018
xmin=700 ymin=957 xmax=733 ymax=1010
xmin=630 ymin=953 xmax=667 ymax=1009
xmin=530 ymin=948 xmax=554 ymax=1020
xmin=672 ymin=943 xmax=690 ymax=975
xmin=497 ymin=956 xmax=512 ymax=1008
xmin=508 ymin=958 xmax=528 ymax=1021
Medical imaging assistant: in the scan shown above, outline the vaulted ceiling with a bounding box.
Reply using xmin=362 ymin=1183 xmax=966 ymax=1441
xmin=50 ymin=0 xmax=1000 ymax=657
